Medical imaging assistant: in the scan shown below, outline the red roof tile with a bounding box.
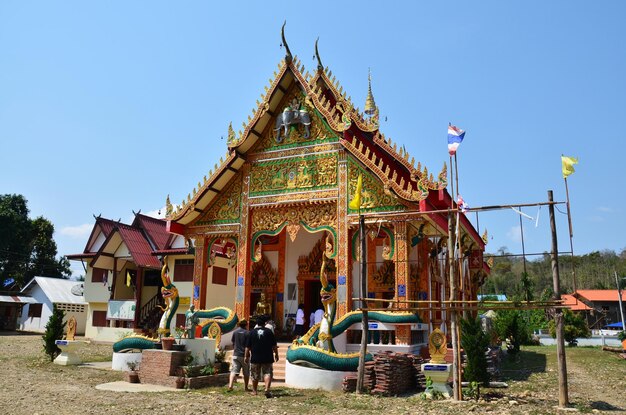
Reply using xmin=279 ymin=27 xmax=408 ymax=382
xmin=561 ymin=294 xmax=592 ymax=311
xmin=574 ymin=290 xmax=626 ymax=302
xmin=133 ymin=214 xmax=170 ymax=251
xmin=117 ymin=225 xmax=161 ymax=269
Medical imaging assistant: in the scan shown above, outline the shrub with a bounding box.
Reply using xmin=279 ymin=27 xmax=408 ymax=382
xmin=548 ymin=309 xmax=590 ymax=346
xmin=461 ymin=316 xmax=490 ymax=387
xmin=494 ymin=309 xmax=532 ymax=354
xmin=42 ymin=304 xmax=66 ymax=362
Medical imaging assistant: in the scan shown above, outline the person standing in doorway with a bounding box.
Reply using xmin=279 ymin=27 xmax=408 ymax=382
xmin=227 ymin=319 xmax=250 ymax=391
xmin=314 ymin=305 xmax=324 ymax=328
xmin=309 ymin=310 xmax=316 ymax=328
xmin=294 ymin=303 xmax=305 ymax=338
xmin=245 ymin=315 xmax=279 ymax=398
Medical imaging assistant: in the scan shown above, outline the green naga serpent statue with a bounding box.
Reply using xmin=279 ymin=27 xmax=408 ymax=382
xmin=113 ymin=257 xmax=238 ymax=353
xmin=158 ymin=257 xmax=179 ymax=337
xmin=286 ymin=244 xmax=421 ymax=371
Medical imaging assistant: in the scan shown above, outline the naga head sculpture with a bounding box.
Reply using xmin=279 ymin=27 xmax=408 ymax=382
xmin=319 ymin=253 xmax=337 ymax=308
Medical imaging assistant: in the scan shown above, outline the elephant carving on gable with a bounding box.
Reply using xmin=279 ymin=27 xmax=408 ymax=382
xmin=275 ymin=98 xmax=311 ymax=143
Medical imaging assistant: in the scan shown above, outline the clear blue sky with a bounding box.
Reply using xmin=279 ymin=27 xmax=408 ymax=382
xmin=1 ymin=1 xmax=624 ymax=278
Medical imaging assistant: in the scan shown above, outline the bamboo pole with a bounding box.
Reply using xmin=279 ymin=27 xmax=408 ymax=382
xmin=564 ymin=177 xmax=577 ymax=292
xmin=356 ymin=214 xmax=368 ymax=394
xmin=549 ymin=190 xmax=569 ymax=407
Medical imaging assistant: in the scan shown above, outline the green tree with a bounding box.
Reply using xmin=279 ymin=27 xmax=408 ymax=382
xmin=42 ymin=305 xmax=66 ymax=361
xmin=494 ymin=309 xmax=532 ymax=354
xmin=460 ymin=316 xmax=490 ymax=387
xmin=0 ymin=194 xmax=32 ymax=287
xmin=548 ymin=309 xmax=590 ymax=346
xmin=0 ymin=194 xmax=71 ymax=288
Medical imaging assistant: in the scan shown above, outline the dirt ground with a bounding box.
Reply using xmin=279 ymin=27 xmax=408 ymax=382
xmin=1 ymin=333 xmax=624 ymax=415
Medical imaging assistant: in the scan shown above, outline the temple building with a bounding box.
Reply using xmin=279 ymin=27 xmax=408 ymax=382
xmin=163 ymin=39 xmax=489 ymax=349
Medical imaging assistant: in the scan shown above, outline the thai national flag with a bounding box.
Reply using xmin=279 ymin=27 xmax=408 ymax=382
xmin=447 ymin=124 xmax=465 ymax=156
xmin=457 ymin=195 xmax=469 ymax=213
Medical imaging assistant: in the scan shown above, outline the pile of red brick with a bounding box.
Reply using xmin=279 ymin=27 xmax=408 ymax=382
xmin=342 ymin=352 xmax=427 ymax=395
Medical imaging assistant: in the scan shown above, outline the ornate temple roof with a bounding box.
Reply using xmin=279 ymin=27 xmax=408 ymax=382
xmin=165 ymin=33 xmax=485 ymax=253
xmin=168 ymin=49 xmax=451 ymax=227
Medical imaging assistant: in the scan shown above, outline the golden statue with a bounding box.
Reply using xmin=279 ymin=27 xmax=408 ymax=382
xmin=428 ymin=327 xmax=448 ymax=364
xmin=255 ymin=292 xmax=271 ymax=316
xmin=66 ymin=316 xmax=77 ymax=341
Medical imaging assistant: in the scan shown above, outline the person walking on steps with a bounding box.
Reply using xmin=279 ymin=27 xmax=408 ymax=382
xmin=245 ymin=315 xmax=279 ymax=398
xmin=227 ymin=319 xmax=250 ymax=391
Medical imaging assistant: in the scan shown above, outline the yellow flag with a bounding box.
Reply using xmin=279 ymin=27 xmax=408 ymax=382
xmin=349 ymin=173 xmax=363 ymax=210
xmin=561 ymin=156 xmax=578 ymax=179
xmin=126 ymin=270 xmax=132 ymax=287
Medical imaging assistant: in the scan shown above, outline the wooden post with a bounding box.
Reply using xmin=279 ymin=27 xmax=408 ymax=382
xmin=447 ymin=211 xmax=461 ymax=400
xmin=548 ymin=190 xmax=569 ymax=407
xmin=356 ymin=214 xmax=369 ymax=393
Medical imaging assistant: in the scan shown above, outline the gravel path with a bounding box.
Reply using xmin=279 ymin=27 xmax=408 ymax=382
xmin=1 ymin=333 xmax=624 ymax=414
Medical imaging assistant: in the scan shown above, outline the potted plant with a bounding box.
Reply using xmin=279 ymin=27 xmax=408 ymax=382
xmin=126 ymin=361 xmax=140 ymax=383
xmin=172 ymin=326 xmax=186 ymax=351
xmin=617 ymin=330 xmax=626 ymax=351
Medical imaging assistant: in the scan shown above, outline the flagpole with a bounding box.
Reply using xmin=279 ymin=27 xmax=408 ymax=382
xmin=453 ymin=153 xmax=463 ymax=400
xmin=356 ymin=202 xmax=369 ymax=394
xmin=564 ymin=176 xmax=577 ymax=292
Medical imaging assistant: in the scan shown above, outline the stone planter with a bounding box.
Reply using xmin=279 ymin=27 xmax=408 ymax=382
xmin=185 ymin=373 xmax=229 ymax=389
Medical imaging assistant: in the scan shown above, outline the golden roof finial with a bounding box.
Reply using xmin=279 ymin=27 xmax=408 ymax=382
xmin=165 ymin=195 xmax=173 ymax=216
xmin=364 ymin=68 xmax=377 ymax=116
xmin=227 ymin=122 xmax=236 ymax=146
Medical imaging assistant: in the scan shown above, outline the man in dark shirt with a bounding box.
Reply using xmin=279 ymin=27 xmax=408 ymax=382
xmin=245 ymin=315 xmax=278 ymax=398
xmin=228 ymin=319 xmax=250 ymax=391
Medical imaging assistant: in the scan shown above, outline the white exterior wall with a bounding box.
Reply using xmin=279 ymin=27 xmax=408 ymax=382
xmin=204 ymin=256 xmax=236 ymax=310
xmin=84 ymin=267 xmax=111 ymax=303
xmin=85 ymin=302 xmax=132 ymax=341
xmin=18 ymin=285 xmax=53 ymax=333
xmin=18 ymin=286 xmax=86 ymax=335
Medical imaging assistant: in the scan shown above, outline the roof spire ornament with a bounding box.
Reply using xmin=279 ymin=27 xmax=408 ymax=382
xmin=165 ymin=195 xmax=173 ymax=216
xmin=364 ymin=68 xmax=377 ymax=116
xmin=281 ymin=21 xmax=292 ymax=63
xmin=314 ymin=37 xmax=323 ymax=72
xmin=227 ymin=122 xmax=236 ymax=146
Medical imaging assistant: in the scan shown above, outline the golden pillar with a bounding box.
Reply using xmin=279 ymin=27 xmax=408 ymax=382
xmin=235 ymin=165 xmax=252 ymax=319
xmin=192 ymin=236 xmax=206 ymax=310
xmin=394 ymin=221 xmax=411 ymax=345
xmin=336 ymin=154 xmax=349 ymax=317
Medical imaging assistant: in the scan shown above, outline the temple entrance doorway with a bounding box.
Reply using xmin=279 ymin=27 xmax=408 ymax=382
xmin=303 ymin=278 xmax=335 ymax=324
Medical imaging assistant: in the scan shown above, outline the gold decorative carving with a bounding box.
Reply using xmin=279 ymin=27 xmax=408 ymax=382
xmin=194 ymin=173 xmax=242 ymax=225
xmin=249 ymin=189 xmax=338 ymax=207
xmin=250 ymin=154 xmax=337 ymax=196
xmin=286 ymin=223 xmax=300 ymax=242
xmin=251 ymin=203 xmax=336 ymax=235
xmin=251 ymin=254 xmax=277 ymax=288
xmin=348 ymin=162 xmax=404 ymax=211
